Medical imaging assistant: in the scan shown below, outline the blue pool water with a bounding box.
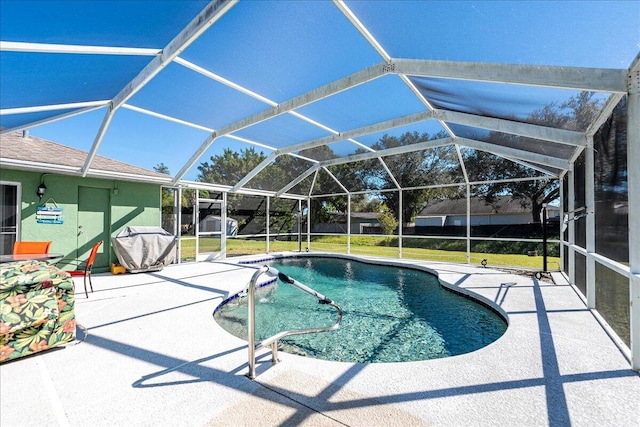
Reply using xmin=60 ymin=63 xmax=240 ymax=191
xmin=214 ymin=256 xmax=507 ymax=363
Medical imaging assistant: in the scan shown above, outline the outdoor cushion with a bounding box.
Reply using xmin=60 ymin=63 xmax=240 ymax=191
xmin=0 ymin=260 xmax=75 ymax=363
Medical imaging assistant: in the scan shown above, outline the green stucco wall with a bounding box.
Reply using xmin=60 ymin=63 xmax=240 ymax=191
xmin=2 ymin=169 xmax=161 ymax=272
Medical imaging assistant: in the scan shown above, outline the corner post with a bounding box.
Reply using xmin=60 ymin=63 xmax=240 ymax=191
xmin=627 ymin=61 xmax=640 ymax=371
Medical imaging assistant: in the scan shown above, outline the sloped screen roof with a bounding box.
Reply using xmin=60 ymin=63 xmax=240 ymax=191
xmin=1 ymin=0 xmax=638 ymax=197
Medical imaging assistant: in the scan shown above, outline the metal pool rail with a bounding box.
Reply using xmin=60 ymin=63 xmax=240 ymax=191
xmin=247 ymin=265 xmax=343 ymax=379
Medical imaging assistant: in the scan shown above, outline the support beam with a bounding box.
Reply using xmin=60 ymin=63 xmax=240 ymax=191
xmin=221 ymin=192 xmax=227 ymax=259
xmin=308 ymin=198 xmax=313 ymax=251
xmin=83 ymin=107 xmax=115 ymax=176
xmin=177 ymin=97 xmax=579 ymax=189
xmin=393 ymin=58 xmax=628 ymax=93
xmin=0 ymin=100 xmax=110 ymax=116
xmin=627 ymin=55 xmax=640 ymax=371
xmin=468 ymin=176 xmax=551 ymax=187
xmin=307 ymin=169 xmax=320 ymax=198
xmin=0 ymin=104 xmax=107 ymax=136
xmin=456 ymin=137 xmax=570 ymax=170
xmin=276 ymin=165 xmax=319 ymax=197
xmin=586 ymin=93 xmax=625 ymax=137
xmin=455 ymin=144 xmax=470 ymax=184
xmin=122 ymin=104 xmax=214 ymax=133
xmin=175 ymin=61 xmax=389 ymax=181
xmin=398 ymin=190 xmax=403 ymax=259
xmin=232 ymin=152 xmax=278 ymax=192
xmin=266 ymin=196 xmax=270 ymax=253
xmin=84 ymin=0 xmax=238 ymax=176
xmin=261 ymin=107 xmax=582 ymax=165
xmin=239 ymin=136 xmax=452 ymax=196
xmin=333 ymin=0 xmax=391 ymax=61
xmin=586 ymin=136 xmax=596 ymax=308
xmin=217 ymin=63 xmax=388 ymax=137
xmin=321 ymin=167 xmax=350 ymax=194
xmin=278 ymin=110 xmax=435 ymax=156
xmin=320 ymin=137 xmax=454 ymax=167
xmin=174 ymin=57 xmax=277 ymax=107
xmin=0 ymin=41 xmax=159 ymax=56
xmin=113 ymin=0 xmax=237 ymax=110
xmin=560 ymin=182 xmax=565 ymax=272
xmin=434 ymin=109 xmax=586 ymax=146
xmin=347 ymin=193 xmax=352 ymax=254
xmin=568 ymin=169 xmax=576 ymax=291
xmin=501 ymin=157 xmax=560 ymax=178
xmin=173 ymin=132 xmax=217 ymax=185
xmin=378 ymin=158 xmax=401 ymax=189
xmin=176 ymin=57 xmax=342 ymax=135
xmin=466 ymin=184 xmax=471 ymax=264
xmin=177 ymin=187 xmax=184 ymax=263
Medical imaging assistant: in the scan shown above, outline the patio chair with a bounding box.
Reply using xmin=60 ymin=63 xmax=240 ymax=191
xmin=68 ymin=241 xmax=102 ymax=298
xmin=13 ymin=241 xmax=52 ymax=254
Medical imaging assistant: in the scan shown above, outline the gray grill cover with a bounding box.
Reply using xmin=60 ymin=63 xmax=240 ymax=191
xmin=112 ymin=226 xmax=176 ymax=273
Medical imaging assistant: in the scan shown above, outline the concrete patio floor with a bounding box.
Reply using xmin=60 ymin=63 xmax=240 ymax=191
xmin=1 ymin=253 xmax=638 ymax=427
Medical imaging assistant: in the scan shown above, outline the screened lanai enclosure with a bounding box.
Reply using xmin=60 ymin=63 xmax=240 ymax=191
xmin=1 ymin=1 xmax=639 ymax=370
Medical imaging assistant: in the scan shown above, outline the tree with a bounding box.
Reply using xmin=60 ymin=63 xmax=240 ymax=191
xmin=464 ymin=150 xmax=559 ymax=223
xmin=197 ymin=148 xmax=266 ymax=233
xmin=463 ymin=92 xmax=602 ymax=223
xmin=154 ymin=163 xmax=179 ymax=232
xmin=154 ymin=163 xmax=170 ymax=175
xmin=154 ymin=163 xmax=173 ymax=206
xmin=594 ymin=96 xmax=627 ymax=191
xmin=377 ymin=204 xmax=398 ymax=245
xmin=154 ymin=163 xmax=194 ymax=209
xmin=361 ymin=131 xmax=460 ymax=222
xmin=197 ymin=147 xmax=268 ymax=187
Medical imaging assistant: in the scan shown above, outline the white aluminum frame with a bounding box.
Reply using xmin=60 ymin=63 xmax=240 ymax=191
xmin=627 ymin=56 xmax=640 ymax=371
xmin=1 ymin=0 xmax=638 ymax=372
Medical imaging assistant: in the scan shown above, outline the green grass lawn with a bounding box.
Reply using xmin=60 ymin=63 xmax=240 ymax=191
xmin=179 ymin=235 xmax=559 ymax=270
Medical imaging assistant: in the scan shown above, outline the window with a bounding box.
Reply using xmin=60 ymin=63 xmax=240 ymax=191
xmin=0 ymin=182 xmax=20 ymax=255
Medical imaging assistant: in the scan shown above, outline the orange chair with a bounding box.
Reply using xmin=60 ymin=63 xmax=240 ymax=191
xmin=69 ymin=241 xmax=102 ymax=298
xmin=13 ymin=241 xmax=52 ymax=255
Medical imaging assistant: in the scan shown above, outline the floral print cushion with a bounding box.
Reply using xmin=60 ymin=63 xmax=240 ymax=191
xmin=0 ymin=260 xmax=75 ymax=363
xmin=2 ymin=287 xmax=59 ymax=333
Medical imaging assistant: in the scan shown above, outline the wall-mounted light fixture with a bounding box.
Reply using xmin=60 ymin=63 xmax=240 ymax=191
xmin=37 ymin=183 xmax=47 ymax=200
xmin=37 ymin=173 xmax=50 ymax=201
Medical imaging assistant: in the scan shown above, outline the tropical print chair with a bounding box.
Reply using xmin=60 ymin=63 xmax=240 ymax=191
xmin=0 ymin=260 xmax=75 ymax=363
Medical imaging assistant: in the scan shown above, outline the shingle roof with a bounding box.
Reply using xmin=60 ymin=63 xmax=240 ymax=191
xmin=0 ymin=130 xmax=170 ymax=182
xmin=417 ymin=196 xmax=531 ymax=216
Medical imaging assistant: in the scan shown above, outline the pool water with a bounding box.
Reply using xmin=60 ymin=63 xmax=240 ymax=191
xmin=214 ymin=257 xmax=507 ymax=363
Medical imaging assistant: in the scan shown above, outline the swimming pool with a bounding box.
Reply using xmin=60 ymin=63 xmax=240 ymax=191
xmin=215 ymin=256 xmax=507 ymax=363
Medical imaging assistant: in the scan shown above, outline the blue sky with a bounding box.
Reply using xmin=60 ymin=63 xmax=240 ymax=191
xmin=1 ymin=0 xmax=638 ymax=181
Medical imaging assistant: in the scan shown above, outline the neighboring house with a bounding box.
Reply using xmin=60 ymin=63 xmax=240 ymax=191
xmin=415 ymin=197 xmax=560 ymax=227
xmin=312 ymin=212 xmax=394 ymax=235
xmin=200 ymin=215 xmax=239 ymax=237
xmin=312 ymin=197 xmax=562 ymax=236
xmin=0 ymin=130 xmax=171 ymax=273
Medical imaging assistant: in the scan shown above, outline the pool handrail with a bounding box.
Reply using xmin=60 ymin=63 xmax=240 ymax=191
xmin=247 ymin=265 xmax=342 ymax=379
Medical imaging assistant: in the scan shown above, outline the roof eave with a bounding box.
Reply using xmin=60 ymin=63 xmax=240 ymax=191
xmin=0 ymin=158 xmax=172 ymax=185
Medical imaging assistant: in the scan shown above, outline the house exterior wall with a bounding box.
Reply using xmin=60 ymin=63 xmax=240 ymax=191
xmin=417 ymin=216 xmax=446 ymax=227
xmin=446 ymin=213 xmax=532 ymax=226
xmin=415 ymin=213 xmax=531 ymax=227
xmin=311 ymin=217 xmax=378 ymax=234
xmin=1 ymin=169 xmax=161 ymax=271
xmin=416 ymin=212 xmax=559 ymax=227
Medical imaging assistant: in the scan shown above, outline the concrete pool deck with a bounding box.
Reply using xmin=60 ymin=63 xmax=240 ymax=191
xmin=1 ymin=253 xmax=638 ymax=426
